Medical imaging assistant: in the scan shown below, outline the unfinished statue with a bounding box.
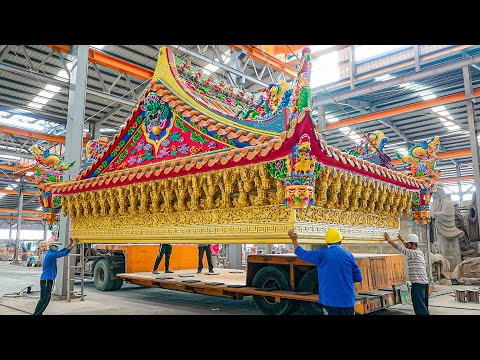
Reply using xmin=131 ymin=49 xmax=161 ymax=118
xmin=468 ymin=191 xmax=480 ymax=245
xmin=429 ymin=185 xmax=474 ymax=270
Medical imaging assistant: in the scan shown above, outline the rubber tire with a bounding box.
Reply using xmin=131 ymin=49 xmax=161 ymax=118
xmin=298 ymin=269 xmax=324 ymax=315
xmin=93 ymin=259 xmax=116 ymax=291
xmin=110 ymin=277 xmax=123 ymax=291
xmin=252 ymin=266 xmax=297 ymax=315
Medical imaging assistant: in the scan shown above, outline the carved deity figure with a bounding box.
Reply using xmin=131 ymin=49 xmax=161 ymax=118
xmin=429 ymin=185 xmax=476 ymax=270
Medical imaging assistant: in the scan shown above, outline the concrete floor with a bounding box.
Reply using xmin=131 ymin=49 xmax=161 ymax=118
xmin=2 ymin=261 xmax=480 ymax=315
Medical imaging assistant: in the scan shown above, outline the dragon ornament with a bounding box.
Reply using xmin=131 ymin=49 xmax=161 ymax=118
xmin=83 ymin=139 xmax=105 ymax=170
xmin=342 ymin=130 xmax=394 ymax=169
xmin=395 ymin=135 xmax=440 ymax=224
xmin=32 ymin=144 xmax=75 ymax=228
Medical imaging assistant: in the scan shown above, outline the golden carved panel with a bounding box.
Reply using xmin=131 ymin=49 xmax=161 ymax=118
xmin=295 ymin=207 xmax=399 ymax=229
xmin=72 ymin=204 xmax=294 ymax=230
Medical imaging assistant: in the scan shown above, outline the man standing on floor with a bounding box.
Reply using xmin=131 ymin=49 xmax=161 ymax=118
xmin=384 ymin=232 xmax=430 ymax=315
xmin=197 ymin=244 xmax=214 ymax=274
xmin=152 ymin=244 xmax=174 ymax=274
xmin=33 ymin=235 xmax=77 ymax=315
xmin=288 ymin=228 xmax=363 ymax=315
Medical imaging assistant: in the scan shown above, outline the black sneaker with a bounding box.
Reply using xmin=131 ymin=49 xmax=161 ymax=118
xmin=197 ymin=270 xmax=202 ymax=273
xmin=165 ymin=270 xmax=174 ymax=273
xmin=152 ymin=270 xmax=159 ymax=274
xmin=207 ymin=270 xmax=215 ymax=274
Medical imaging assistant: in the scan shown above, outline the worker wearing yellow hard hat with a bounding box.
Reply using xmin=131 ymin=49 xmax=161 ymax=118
xmin=288 ymin=227 xmax=362 ymax=315
xmin=325 ymin=227 xmax=343 ymax=244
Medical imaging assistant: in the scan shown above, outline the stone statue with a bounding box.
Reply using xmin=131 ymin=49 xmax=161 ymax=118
xmin=468 ymin=191 xmax=480 ymax=246
xmin=429 ymin=185 xmax=474 ymax=270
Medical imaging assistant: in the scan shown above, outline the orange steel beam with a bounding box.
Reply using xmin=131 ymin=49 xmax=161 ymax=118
xmin=0 ymin=125 xmax=93 ymax=146
xmin=0 ymin=189 xmax=37 ymax=196
xmin=0 ymin=215 xmax=42 ymax=221
xmin=437 ymin=175 xmax=474 ymax=183
xmin=228 ymin=45 xmax=298 ymax=78
xmin=327 ymin=88 xmax=480 ymax=130
xmin=14 ymin=165 xmax=35 ymax=175
xmin=391 ymin=149 xmax=472 ymax=166
xmin=286 ymin=45 xmax=351 ymax=66
xmin=47 ymin=45 xmax=153 ymax=81
xmin=0 ymin=164 xmax=16 ymax=171
xmin=0 ymin=208 xmax=41 ymax=214
xmin=0 ymin=173 xmax=36 ymax=182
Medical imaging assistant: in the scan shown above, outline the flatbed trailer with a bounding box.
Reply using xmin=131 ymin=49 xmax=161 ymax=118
xmin=117 ymin=253 xmax=410 ymax=315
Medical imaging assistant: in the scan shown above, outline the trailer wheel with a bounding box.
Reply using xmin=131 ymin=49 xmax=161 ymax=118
xmin=298 ymin=269 xmax=324 ymax=315
xmin=93 ymin=259 xmax=116 ymax=291
xmin=110 ymin=278 xmax=124 ymax=291
xmin=252 ymin=266 xmax=297 ymax=315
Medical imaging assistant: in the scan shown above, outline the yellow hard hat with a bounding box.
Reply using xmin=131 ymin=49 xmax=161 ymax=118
xmin=325 ymin=228 xmax=343 ymax=244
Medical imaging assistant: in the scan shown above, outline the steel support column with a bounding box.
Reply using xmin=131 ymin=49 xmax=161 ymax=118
xmin=13 ymin=182 xmax=23 ymax=264
xmin=55 ymin=45 xmax=89 ymax=298
xmin=463 ymin=65 xmax=480 ymax=238
xmin=264 ymin=244 xmax=272 ymax=254
xmin=226 ymin=244 xmax=243 ymax=270
xmin=43 ymin=223 xmax=48 ymax=241
xmin=349 ymin=46 xmax=356 ymax=90
xmin=317 ymin=105 xmax=326 ymax=131
xmin=414 ymin=45 xmax=421 ymax=72
xmin=8 ymin=219 xmax=12 ymax=260
xmin=456 ymin=164 xmax=463 ymax=203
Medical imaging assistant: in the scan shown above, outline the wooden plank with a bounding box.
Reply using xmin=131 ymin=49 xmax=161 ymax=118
xmin=119 ymin=253 xmax=405 ymax=305
xmin=118 ymin=269 xmax=319 ymax=302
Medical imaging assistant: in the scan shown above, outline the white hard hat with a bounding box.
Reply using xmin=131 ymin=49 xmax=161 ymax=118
xmin=406 ymin=233 xmax=419 ymax=243
xmin=47 ymin=235 xmax=60 ymax=246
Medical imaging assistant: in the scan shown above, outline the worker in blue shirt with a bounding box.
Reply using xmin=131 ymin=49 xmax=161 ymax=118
xmin=33 ymin=235 xmax=77 ymax=315
xmin=288 ymin=228 xmax=363 ymax=315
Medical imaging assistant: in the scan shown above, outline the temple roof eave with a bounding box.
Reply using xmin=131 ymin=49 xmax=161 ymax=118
xmin=45 ymin=108 xmax=427 ymax=196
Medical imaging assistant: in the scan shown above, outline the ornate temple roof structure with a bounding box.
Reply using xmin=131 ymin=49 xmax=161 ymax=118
xmin=38 ymin=47 xmax=432 ymax=244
